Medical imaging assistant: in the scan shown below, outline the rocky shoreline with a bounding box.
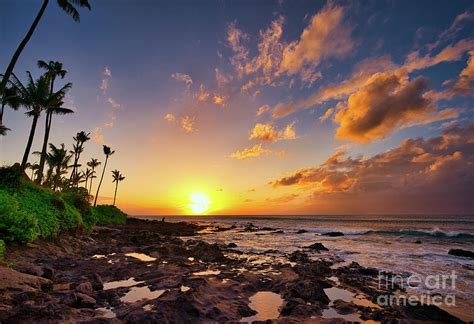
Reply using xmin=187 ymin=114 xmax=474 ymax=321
xmin=0 ymin=218 xmax=464 ymax=323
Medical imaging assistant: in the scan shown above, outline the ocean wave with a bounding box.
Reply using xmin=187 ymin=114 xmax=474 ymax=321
xmin=354 ymin=228 xmax=474 ymax=238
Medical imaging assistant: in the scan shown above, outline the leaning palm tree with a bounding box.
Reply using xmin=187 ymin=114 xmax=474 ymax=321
xmin=94 ymin=145 xmax=115 ymax=207
xmin=0 ymin=0 xmax=91 ymax=96
xmin=69 ymin=131 xmax=90 ymax=186
xmin=83 ymin=168 xmax=93 ymax=191
xmin=7 ymin=72 xmax=51 ymax=169
xmin=87 ymin=158 xmax=100 ymax=193
xmin=36 ymin=60 xmax=73 ymax=183
xmin=111 ymin=170 xmax=125 ymax=206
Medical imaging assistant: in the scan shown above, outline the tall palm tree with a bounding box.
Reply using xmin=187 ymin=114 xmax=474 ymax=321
xmin=94 ymin=145 xmax=115 ymax=207
xmin=0 ymin=0 xmax=91 ymax=97
xmin=87 ymin=158 xmax=100 ymax=193
xmin=69 ymin=131 xmax=90 ymax=186
xmin=111 ymin=170 xmax=125 ymax=206
xmin=7 ymin=72 xmax=49 ymax=169
xmin=47 ymin=143 xmax=72 ymax=191
xmin=36 ymin=60 xmax=72 ymax=183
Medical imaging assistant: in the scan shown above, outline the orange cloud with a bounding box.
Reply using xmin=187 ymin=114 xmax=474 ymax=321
xmin=230 ymin=144 xmax=271 ymax=159
xmin=164 ymin=113 xmax=176 ymax=122
xmin=172 ymin=72 xmax=193 ymax=88
xmin=249 ymin=122 xmax=296 ymax=142
xmin=319 ymin=107 xmax=335 ymax=122
xmin=180 ymin=115 xmax=195 ymax=133
xmin=256 ymin=104 xmax=270 ymax=117
xmin=279 ymin=4 xmax=353 ymax=78
xmin=333 ymin=72 xmax=458 ymax=143
xmin=452 ymin=50 xmax=474 ymax=95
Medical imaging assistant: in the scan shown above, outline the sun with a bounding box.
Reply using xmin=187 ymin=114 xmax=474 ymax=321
xmin=188 ymin=192 xmax=211 ymax=214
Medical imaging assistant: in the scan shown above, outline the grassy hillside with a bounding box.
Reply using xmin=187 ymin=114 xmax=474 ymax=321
xmin=0 ymin=165 xmax=127 ymax=249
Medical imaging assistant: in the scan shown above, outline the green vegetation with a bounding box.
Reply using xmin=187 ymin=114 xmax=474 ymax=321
xmin=0 ymin=239 xmax=4 ymax=260
xmin=0 ymin=165 xmax=127 ymax=244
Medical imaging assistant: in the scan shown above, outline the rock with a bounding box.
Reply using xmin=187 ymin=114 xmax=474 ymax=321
xmin=41 ymin=266 xmax=55 ymax=280
xmin=296 ymin=229 xmax=307 ymax=234
xmin=90 ymin=273 xmax=104 ymax=290
xmin=414 ymin=240 xmax=422 ymax=244
xmin=295 ymin=260 xmax=332 ymax=277
xmin=227 ymin=243 xmax=237 ymax=248
xmin=322 ymin=232 xmax=344 ymax=237
xmin=53 ymin=283 xmax=71 ymax=291
xmin=0 ymin=267 xmax=51 ymax=291
xmin=272 ymin=230 xmax=284 ymax=234
xmin=332 ymin=299 xmax=358 ymax=315
xmin=76 ymin=282 xmax=93 ymax=294
xmin=448 ymin=249 xmax=474 ymax=258
xmin=289 ymin=251 xmax=310 ymax=263
xmin=283 ymin=280 xmax=330 ymax=304
xmin=304 ymin=243 xmax=328 ymax=251
xmin=62 ymin=292 xmax=96 ymax=308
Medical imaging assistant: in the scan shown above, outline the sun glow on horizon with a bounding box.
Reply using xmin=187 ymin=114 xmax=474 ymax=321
xmin=188 ymin=192 xmax=211 ymax=214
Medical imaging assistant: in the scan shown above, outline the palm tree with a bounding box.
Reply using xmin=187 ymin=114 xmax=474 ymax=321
xmin=83 ymin=168 xmax=93 ymax=190
xmin=94 ymin=145 xmax=115 ymax=207
xmin=0 ymin=124 xmax=10 ymax=136
xmin=69 ymin=131 xmax=90 ymax=186
xmin=36 ymin=60 xmax=73 ymax=183
xmin=87 ymin=158 xmax=100 ymax=193
xmin=0 ymin=0 xmax=91 ymax=97
xmin=111 ymin=170 xmax=125 ymax=206
xmin=7 ymin=72 xmax=49 ymax=169
xmin=1 ymin=86 xmax=21 ymax=126
xmin=47 ymin=143 xmax=72 ymax=191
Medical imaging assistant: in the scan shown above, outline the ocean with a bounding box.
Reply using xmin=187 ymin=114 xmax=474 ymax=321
xmin=137 ymin=214 xmax=474 ymax=322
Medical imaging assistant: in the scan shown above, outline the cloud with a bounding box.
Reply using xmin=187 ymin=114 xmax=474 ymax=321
xmin=266 ymin=193 xmax=300 ymax=203
xmin=427 ymin=11 xmax=474 ymax=51
xmin=213 ymin=94 xmax=227 ymax=106
xmin=180 ymin=115 xmax=195 ymax=133
xmin=195 ymin=84 xmax=211 ymax=102
xmin=271 ymin=125 xmax=474 ymax=212
xmin=215 ymin=68 xmax=232 ymax=87
xmin=100 ymin=66 xmax=111 ymax=93
xmin=227 ymin=22 xmax=249 ymax=78
xmin=278 ymin=4 xmax=353 ymax=79
xmin=452 ymin=50 xmax=474 ymax=95
xmin=172 ymin=73 xmax=193 ymax=88
xmin=319 ymin=107 xmax=335 ymax=122
xmin=249 ymin=122 xmax=297 ymax=142
xmin=164 ymin=113 xmax=176 ymax=122
xmin=230 ymin=144 xmax=286 ymax=160
xmin=107 ymin=97 xmax=121 ymax=108
xmin=333 ymin=71 xmax=458 ymax=143
xmin=92 ymin=127 xmax=104 ymax=143
xmin=256 ymin=104 xmax=270 ymax=117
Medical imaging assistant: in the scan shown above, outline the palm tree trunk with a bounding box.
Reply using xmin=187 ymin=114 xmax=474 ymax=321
xmin=89 ymin=167 xmax=94 ymax=194
xmin=0 ymin=102 xmax=5 ymax=125
xmin=0 ymin=0 xmax=49 ymax=96
xmin=36 ymin=112 xmax=51 ymax=183
xmin=94 ymin=156 xmax=108 ymax=207
xmin=113 ymin=182 xmax=119 ymax=206
xmin=21 ymin=114 xmax=39 ymax=169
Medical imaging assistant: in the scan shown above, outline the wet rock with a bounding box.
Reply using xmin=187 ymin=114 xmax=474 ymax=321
xmin=448 ymin=249 xmax=474 ymax=258
xmin=283 ymin=280 xmax=330 ymax=304
xmin=296 ymin=229 xmax=307 ymax=234
xmin=272 ymin=230 xmax=284 ymax=234
xmin=295 ymin=260 xmax=332 ymax=277
xmin=227 ymin=243 xmax=238 ymax=248
xmin=41 ymin=266 xmax=56 ymax=280
xmin=0 ymin=267 xmax=51 ymax=291
xmin=90 ymin=273 xmax=104 ymax=290
xmin=186 ymin=241 xmax=227 ymax=262
xmin=304 ymin=243 xmax=328 ymax=251
xmin=322 ymin=231 xmax=344 ymax=237
xmin=414 ymin=240 xmax=422 ymax=244
xmin=62 ymin=292 xmax=96 ymax=308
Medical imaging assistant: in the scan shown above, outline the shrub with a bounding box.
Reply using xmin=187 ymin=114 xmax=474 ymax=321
xmin=0 ymin=190 xmax=38 ymax=243
xmin=0 ymin=239 xmax=5 ymax=260
xmin=94 ymin=205 xmax=127 ymax=225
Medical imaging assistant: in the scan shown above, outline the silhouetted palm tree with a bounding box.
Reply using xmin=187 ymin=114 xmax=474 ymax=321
xmin=69 ymin=131 xmax=90 ymax=186
xmin=94 ymin=145 xmax=115 ymax=206
xmin=47 ymin=143 xmax=72 ymax=191
xmin=0 ymin=124 xmax=10 ymax=136
xmin=36 ymin=60 xmax=73 ymax=183
xmin=7 ymin=72 xmax=49 ymax=169
xmin=111 ymin=169 xmax=125 ymax=206
xmin=87 ymin=158 xmax=100 ymax=193
xmin=0 ymin=0 xmax=91 ymax=97
xmin=1 ymin=86 xmax=21 ymax=126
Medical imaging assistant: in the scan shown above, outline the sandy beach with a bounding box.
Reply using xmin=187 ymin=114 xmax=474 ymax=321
xmin=0 ymin=217 xmax=465 ymax=323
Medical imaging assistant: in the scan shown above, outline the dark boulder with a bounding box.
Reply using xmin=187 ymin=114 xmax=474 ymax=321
xmin=304 ymin=243 xmax=328 ymax=251
xmin=322 ymin=232 xmax=344 ymax=237
xmin=448 ymin=249 xmax=474 ymax=258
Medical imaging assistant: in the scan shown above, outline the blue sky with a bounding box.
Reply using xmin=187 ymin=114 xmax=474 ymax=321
xmin=1 ymin=0 xmax=473 ymax=214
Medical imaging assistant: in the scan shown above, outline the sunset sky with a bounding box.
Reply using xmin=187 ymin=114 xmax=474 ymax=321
xmin=1 ymin=0 xmax=473 ymax=215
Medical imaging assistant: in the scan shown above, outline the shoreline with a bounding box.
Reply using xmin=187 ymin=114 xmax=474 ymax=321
xmin=0 ymin=217 xmax=465 ymax=323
